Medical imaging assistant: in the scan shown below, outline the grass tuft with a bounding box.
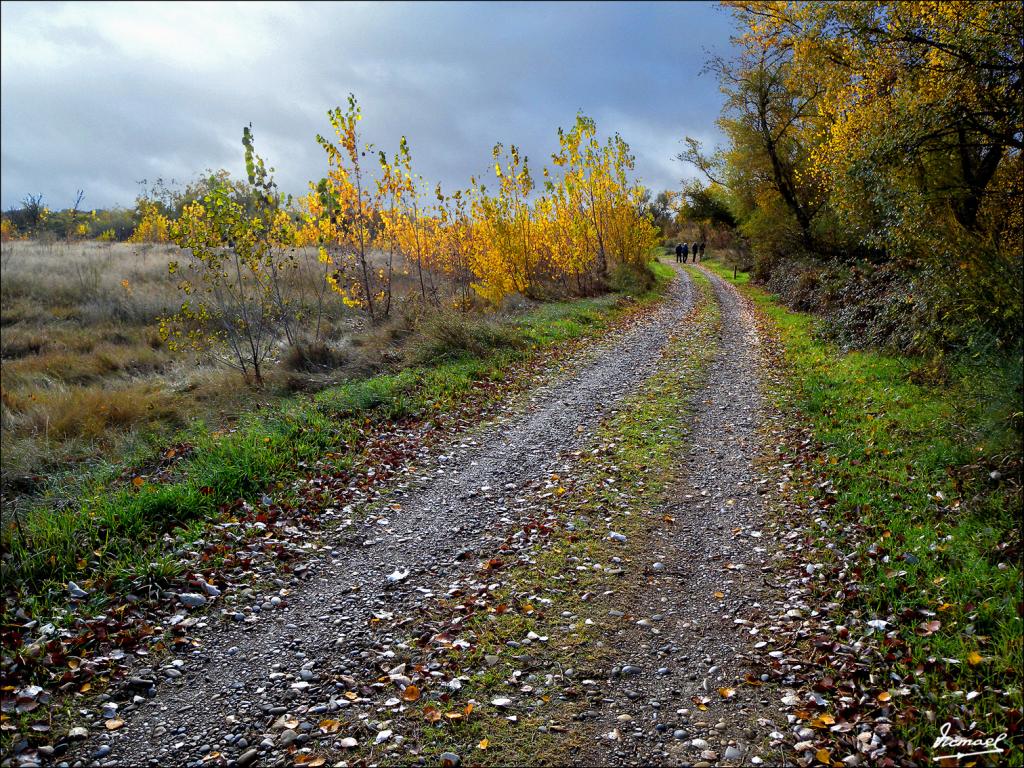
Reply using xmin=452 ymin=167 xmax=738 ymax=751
xmin=406 ymin=311 xmax=525 ymax=365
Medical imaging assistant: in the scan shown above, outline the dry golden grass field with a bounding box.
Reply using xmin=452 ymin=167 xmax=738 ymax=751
xmin=0 ymin=239 xmax=372 ymax=506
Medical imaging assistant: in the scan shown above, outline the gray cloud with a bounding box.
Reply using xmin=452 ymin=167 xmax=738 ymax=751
xmin=1 ymin=1 xmax=734 ymax=210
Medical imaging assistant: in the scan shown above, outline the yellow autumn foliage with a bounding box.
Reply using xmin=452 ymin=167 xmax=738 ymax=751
xmin=129 ymin=201 xmax=171 ymax=244
xmin=302 ymin=97 xmax=659 ymax=311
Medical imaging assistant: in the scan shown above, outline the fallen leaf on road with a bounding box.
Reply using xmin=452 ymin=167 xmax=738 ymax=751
xmin=402 ymin=684 xmax=421 ymax=702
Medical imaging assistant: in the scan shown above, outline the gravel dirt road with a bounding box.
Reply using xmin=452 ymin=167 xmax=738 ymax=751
xmin=65 ymin=268 xmax=722 ymax=768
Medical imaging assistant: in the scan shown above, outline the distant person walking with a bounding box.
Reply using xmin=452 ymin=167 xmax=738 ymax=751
xmin=674 ymin=243 xmax=683 ymax=263
xmin=681 ymin=242 xmax=689 ymax=263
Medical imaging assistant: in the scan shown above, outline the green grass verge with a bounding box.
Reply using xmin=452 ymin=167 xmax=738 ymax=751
xmin=1 ymin=262 xmax=674 ymax=625
xmin=704 ymin=258 xmax=1022 ymax=751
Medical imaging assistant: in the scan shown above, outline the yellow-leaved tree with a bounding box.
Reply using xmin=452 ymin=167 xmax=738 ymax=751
xmin=547 ymin=114 xmax=661 ymax=290
xmin=433 ymin=185 xmax=475 ymax=308
xmin=469 ymin=143 xmax=540 ymax=303
xmin=375 ymin=137 xmax=414 ymax=315
xmin=722 ymin=0 xmax=1022 ymax=348
xmin=160 ymin=127 xmax=292 ymax=385
xmin=314 ymin=95 xmax=390 ymax=324
xmin=129 ymin=200 xmax=171 ymax=243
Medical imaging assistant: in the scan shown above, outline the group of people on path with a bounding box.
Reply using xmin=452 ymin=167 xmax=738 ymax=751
xmin=674 ymin=240 xmax=705 ymax=263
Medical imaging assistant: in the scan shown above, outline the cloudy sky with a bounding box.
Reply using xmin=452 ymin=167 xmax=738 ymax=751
xmin=1 ymin=1 xmax=736 ymax=211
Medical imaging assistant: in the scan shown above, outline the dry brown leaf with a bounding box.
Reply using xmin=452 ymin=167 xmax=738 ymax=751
xmin=477 ymin=738 xmax=489 ymax=750
xmin=816 ymin=748 xmax=831 ymax=764
xmin=917 ymin=619 xmax=941 ymax=636
xmin=318 ymin=719 xmax=340 ymax=733
xmin=423 ymin=706 xmax=442 ymax=724
xmin=402 ymin=684 xmax=421 ymax=702
xmin=718 ymin=687 xmax=736 ymax=699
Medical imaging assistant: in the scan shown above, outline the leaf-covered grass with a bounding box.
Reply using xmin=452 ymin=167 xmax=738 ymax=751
xmin=1 ymin=263 xmax=673 ymax=623
xmin=705 ymin=258 xmax=1022 ymax=751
